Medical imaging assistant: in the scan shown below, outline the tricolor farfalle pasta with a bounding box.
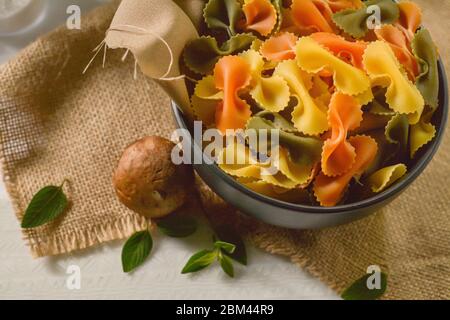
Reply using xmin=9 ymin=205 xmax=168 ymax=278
xmin=183 ymin=0 xmax=440 ymax=207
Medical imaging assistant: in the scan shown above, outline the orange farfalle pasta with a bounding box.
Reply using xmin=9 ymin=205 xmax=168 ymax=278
xmin=321 ymin=93 xmax=363 ymax=177
xmin=314 ymin=135 xmax=378 ymax=207
xmin=214 ymin=56 xmax=252 ymax=133
xmin=396 ymin=1 xmax=422 ymax=42
xmin=310 ymin=32 xmax=367 ymax=69
xmin=375 ymin=25 xmax=419 ymax=81
xmin=260 ymin=32 xmax=298 ymax=62
xmin=242 ymin=0 xmax=278 ymax=36
xmin=324 ymin=0 xmax=363 ymax=12
xmin=187 ymin=0 xmax=438 ymax=207
xmin=291 ymin=0 xmax=335 ymax=33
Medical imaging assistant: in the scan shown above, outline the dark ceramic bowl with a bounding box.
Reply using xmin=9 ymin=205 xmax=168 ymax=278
xmin=172 ymin=61 xmax=448 ymax=229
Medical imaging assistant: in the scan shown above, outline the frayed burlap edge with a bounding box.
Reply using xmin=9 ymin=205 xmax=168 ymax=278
xmin=0 ymin=1 xmax=149 ymax=259
xmin=0 ymin=145 xmax=148 ymax=258
xmin=27 ymin=215 xmax=148 ymax=258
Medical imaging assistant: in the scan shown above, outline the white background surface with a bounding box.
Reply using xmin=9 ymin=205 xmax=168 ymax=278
xmin=0 ymin=0 xmax=338 ymax=300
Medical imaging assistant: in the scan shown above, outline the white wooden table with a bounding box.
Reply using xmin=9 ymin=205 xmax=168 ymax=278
xmin=0 ymin=0 xmax=338 ymax=300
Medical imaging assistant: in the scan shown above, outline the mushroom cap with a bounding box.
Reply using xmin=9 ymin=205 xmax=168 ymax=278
xmin=113 ymin=136 xmax=193 ymax=218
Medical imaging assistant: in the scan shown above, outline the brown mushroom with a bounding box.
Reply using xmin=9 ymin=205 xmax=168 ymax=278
xmin=113 ymin=136 xmax=193 ymax=218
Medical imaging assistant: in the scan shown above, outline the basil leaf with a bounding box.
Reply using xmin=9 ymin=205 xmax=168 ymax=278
xmin=21 ymin=185 xmax=68 ymax=229
xmin=219 ymin=253 xmax=234 ymax=278
xmin=341 ymin=272 xmax=388 ymax=300
xmin=214 ymin=241 xmax=236 ymax=254
xmin=214 ymin=225 xmax=247 ymax=265
xmin=121 ymin=231 xmax=153 ymax=273
xmin=157 ymin=214 xmax=197 ymax=238
xmin=182 ymin=250 xmax=217 ymax=274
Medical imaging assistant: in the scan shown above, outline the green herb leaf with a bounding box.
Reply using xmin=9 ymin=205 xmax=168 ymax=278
xmin=214 ymin=225 xmax=247 ymax=265
xmin=182 ymin=250 xmax=218 ymax=274
xmin=341 ymin=272 xmax=388 ymax=300
xmin=121 ymin=231 xmax=153 ymax=273
xmin=219 ymin=253 xmax=235 ymax=278
xmin=214 ymin=241 xmax=236 ymax=254
xmin=157 ymin=214 xmax=198 ymax=238
xmin=21 ymin=185 xmax=68 ymax=229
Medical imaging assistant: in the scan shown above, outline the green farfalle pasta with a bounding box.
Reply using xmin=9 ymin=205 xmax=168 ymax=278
xmin=333 ymin=0 xmax=400 ymax=38
xmin=204 ymin=0 xmax=243 ymax=35
xmin=183 ymin=34 xmax=255 ymax=74
xmin=253 ymin=111 xmax=297 ymax=132
xmin=409 ymin=28 xmax=439 ymax=158
xmin=363 ymin=113 xmax=408 ymax=177
xmin=182 ymin=0 xmax=441 ymax=207
xmin=385 ymin=113 xmax=409 ymax=158
xmin=363 ymin=129 xmax=391 ymax=176
xmin=366 ymin=88 xmax=395 ymax=116
xmin=246 ymin=112 xmax=323 ymax=166
xmin=411 ymin=28 xmax=439 ymax=109
xmin=271 ymin=0 xmax=283 ymax=35
xmin=410 ymin=107 xmax=437 ymax=158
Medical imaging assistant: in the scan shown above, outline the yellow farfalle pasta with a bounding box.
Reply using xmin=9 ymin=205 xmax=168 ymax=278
xmin=191 ymin=75 xmax=224 ymax=126
xmin=218 ymin=139 xmax=315 ymax=188
xmin=310 ymin=74 xmax=332 ymax=106
xmin=368 ymin=164 xmax=407 ymax=193
xmin=274 ymin=59 xmax=329 ymax=135
xmin=363 ymin=41 xmax=425 ymax=124
xmin=354 ymin=86 xmax=374 ymax=106
xmin=410 ymin=110 xmax=436 ymax=158
xmin=195 ymin=75 xmax=223 ymax=100
xmin=276 ymin=147 xmax=317 ymax=185
xmin=238 ymin=179 xmax=311 ymax=204
xmin=185 ymin=0 xmax=441 ymax=207
xmin=295 ymin=36 xmax=371 ymax=96
xmin=191 ymin=95 xmax=218 ymax=126
xmin=239 ymin=50 xmax=291 ymax=112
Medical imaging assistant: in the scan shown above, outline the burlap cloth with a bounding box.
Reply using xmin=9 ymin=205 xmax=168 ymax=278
xmin=0 ymin=0 xmax=448 ymax=299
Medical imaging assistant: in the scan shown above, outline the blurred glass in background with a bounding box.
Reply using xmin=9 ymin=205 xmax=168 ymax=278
xmin=0 ymin=0 xmax=110 ymax=63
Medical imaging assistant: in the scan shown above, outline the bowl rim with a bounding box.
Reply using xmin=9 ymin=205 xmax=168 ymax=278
xmin=172 ymin=60 xmax=449 ymax=214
